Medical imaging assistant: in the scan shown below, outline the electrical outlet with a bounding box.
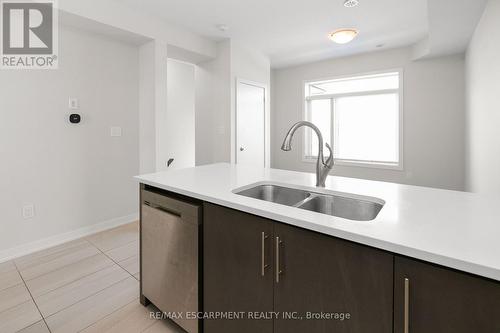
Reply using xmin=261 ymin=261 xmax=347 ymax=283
xmin=23 ymin=204 xmax=35 ymax=219
xmin=110 ymin=126 xmax=122 ymax=137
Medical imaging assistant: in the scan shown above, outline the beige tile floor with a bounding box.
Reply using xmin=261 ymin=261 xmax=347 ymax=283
xmin=0 ymin=222 xmax=184 ymax=333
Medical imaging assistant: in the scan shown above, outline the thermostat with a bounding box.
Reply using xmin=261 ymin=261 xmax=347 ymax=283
xmin=69 ymin=114 xmax=81 ymax=124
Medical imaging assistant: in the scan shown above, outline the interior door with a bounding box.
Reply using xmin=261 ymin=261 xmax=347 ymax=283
xmin=163 ymin=58 xmax=195 ymax=170
xmin=236 ymin=80 xmax=266 ymax=167
xmin=273 ymin=222 xmax=394 ymax=333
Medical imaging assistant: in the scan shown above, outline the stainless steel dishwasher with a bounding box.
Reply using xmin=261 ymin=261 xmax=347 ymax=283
xmin=140 ymin=187 xmax=201 ymax=333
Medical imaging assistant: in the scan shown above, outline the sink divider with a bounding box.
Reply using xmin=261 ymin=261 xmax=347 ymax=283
xmin=293 ymin=194 xmax=318 ymax=208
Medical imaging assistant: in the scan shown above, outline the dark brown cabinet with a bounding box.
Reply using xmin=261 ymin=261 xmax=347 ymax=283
xmin=204 ymin=203 xmax=274 ymax=333
xmin=394 ymin=256 xmax=500 ymax=333
xmin=145 ymin=189 xmax=500 ymax=333
xmin=273 ymin=222 xmax=393 ymax=333
xmin=204 ymin=203 xmax=393 ymax=333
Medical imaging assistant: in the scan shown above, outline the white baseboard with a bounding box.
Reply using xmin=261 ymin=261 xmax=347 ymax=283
xmin=0 ymin=213 xmax=139 ymax=263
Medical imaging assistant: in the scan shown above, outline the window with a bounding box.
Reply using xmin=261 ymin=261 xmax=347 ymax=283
xmin=304 ymin=71 xmax=402 ymax=169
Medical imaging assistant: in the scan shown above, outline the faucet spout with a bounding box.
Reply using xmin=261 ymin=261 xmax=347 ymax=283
xmin=281 ymin=140 xmax=292 ymax=151
xmin=280 ymin=121 xmax=334 ymax=187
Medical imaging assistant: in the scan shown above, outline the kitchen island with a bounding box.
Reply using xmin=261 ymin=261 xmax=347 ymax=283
xmin=136 ymin=163 xmax=500 ymax=333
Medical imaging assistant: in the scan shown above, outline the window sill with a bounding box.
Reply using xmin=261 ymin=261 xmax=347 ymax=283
xmin=302 ymin=157 xmax=403 ymax=171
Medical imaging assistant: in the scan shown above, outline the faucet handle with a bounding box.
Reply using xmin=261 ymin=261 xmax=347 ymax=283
xmin=324 ymin=143 xmax=334 ymax=168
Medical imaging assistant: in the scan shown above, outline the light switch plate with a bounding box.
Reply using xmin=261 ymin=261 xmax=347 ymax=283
xmin=217 ymin=125 xmax=225 ymax=135
xmin=69 ymin=97 xmax=79 ymax=110
xmin=23 ymin=204 xmax=35 ymax=219
xmin=110 ymin=126 xmax=122 ymax=137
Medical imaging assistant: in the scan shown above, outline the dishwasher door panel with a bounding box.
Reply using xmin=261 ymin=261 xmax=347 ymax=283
xmin=141 ymin=197 xmax=200 ymax=333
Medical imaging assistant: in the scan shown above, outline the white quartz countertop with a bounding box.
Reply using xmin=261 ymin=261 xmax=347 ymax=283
xmin=135 ymin=163 xmax=500 ymax=281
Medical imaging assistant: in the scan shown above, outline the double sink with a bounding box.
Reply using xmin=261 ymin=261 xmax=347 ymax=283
xmin=234 ymin=183 xmax=384 ymax=221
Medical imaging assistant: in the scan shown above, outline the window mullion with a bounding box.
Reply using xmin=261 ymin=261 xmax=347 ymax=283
xmin=306 ymin=89 xmax=398 ymax=101
xmin=331 ymin=98 xmax=335 ymax=163
xmin=305 ymin=99 xmax=312 ymax=158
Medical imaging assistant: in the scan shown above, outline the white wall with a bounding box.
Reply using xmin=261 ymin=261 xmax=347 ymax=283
xmin=194 ymin=59 xmax=216 ymax=165
xmin=195 ymin=40 xmax=232 ymax=165
xmin=230 ymin=41 xmax=272 ymax=166
xmin=60 ymin=0 xmax=217 ymax=173
xmin=138 ymin=41 xmax=157 ymax=174
xmin=59 ymin=0 xmax=216 ymax=59
xmin=194 ymin=40 xmax=271 ymax=166
xmin=272 ymin=47 xmax=466 ymax=190
xmin=165 ymin=59 xmax=196 ymax=170
xmin=465 ymin=0 xmax=500 ymax=194
xmin=152 ymin=42 xmax=169 ymax=172
xmin=0 ymin=26 xmax=139 ymax=256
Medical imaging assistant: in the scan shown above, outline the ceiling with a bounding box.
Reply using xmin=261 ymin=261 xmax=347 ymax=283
xmin=60 ymin=11 xmax=152 ymax=46
xmin=117 ymin=0 xmax=485 ymax=68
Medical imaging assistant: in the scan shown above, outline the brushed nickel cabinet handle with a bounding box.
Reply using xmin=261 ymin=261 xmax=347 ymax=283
xmin=261 ymin=232 xmax=269 ymax=276
xmin=275 ymin=236 xmax=283 ymax=283
xmin=404 ymin=277 xmax=410 ymax=333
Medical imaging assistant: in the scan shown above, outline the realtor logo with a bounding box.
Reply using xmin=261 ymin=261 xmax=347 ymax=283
xmin=1 ymin=0 xmax=58 ymax=69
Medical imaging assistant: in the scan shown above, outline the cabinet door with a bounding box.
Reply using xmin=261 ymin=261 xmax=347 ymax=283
xmin=203 ymin=203 xmax=274 ymax=333
xmin=394 ymin=256 xmax=500 ymax=333
xmin=273 ymin=223 xmax=393 ymax=333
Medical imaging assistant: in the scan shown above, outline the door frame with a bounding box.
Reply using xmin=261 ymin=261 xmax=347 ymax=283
xmin=233 ymin=78 xmax=270 ymax=167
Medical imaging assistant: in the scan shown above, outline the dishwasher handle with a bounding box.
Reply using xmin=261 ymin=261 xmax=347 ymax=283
xmin=141 ymin=188 xmax=201 ymax=224
xmin=144 ymin=201 xmax=181 ymax=217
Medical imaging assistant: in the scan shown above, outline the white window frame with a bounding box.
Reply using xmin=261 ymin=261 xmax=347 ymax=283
xmin=302 ymin=69 xmax=404 ymax=170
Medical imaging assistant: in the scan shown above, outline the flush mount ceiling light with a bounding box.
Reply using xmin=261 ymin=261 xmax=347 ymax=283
xmin=329 ymin=29 xmax=358 ymax=44
xmin=343 ymin=0 xmax=359 ymax=8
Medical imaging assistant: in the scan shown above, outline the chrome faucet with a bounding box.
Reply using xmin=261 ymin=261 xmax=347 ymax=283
xmin=281 ymin=121 xmax=334 ymax=187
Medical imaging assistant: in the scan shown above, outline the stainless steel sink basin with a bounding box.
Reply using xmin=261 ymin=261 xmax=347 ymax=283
xmin=298 ymin=194 xmax=383 ymax=221
xmin=235 ymin=184 xmax=310 ymax=206
xmin=233 ymin=183 xmax=384 ymax=221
